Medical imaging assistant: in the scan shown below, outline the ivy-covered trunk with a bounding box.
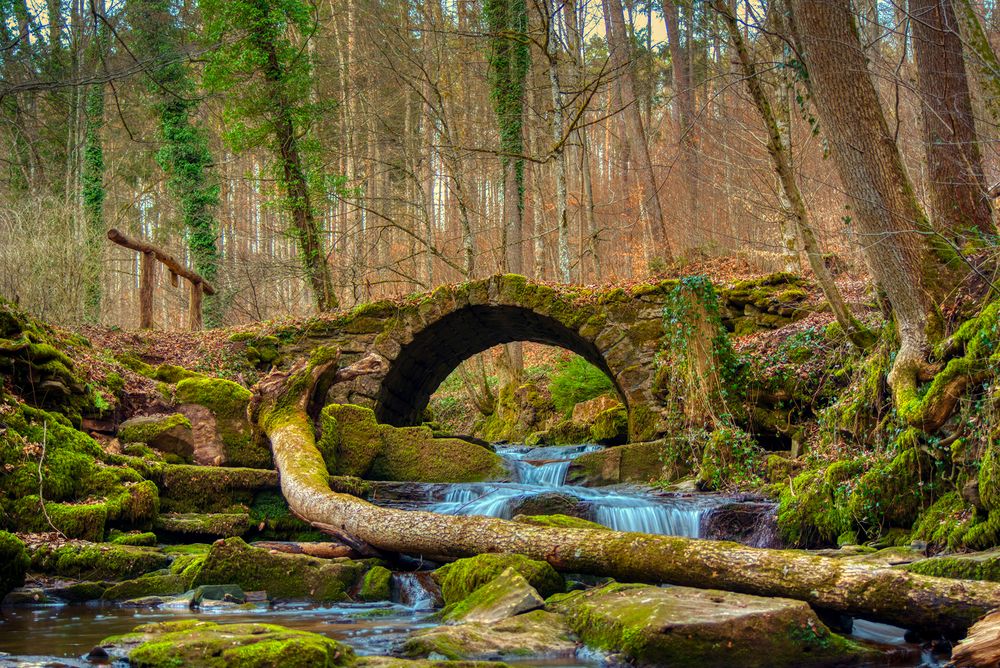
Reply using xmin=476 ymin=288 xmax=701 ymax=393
xmin=81 ymin=0 xmax=107 ymax=325
xmin=132 ymin=0 xmax=223 ymax=327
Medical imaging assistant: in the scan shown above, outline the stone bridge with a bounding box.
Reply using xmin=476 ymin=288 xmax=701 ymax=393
xmin=250 ymin=273 xmax=810 ymax=441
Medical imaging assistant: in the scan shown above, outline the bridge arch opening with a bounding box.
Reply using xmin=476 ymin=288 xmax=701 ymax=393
xmin=374 ymin=304 xmax=625 ymax=427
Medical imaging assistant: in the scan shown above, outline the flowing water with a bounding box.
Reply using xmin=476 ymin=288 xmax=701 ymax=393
xmin=0 ymin=442 xmax=939 ymax=666
xmin=427 ymin=444 xmax=726 ymax=537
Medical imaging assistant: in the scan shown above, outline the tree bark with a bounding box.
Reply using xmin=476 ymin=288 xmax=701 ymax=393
xmin=910 ymin=0 xmax=995 ymax=237
xmin=543 ymin=0 xmax=570 ymax=283
xmin=250 ymin=354 xmax=1000 ymax=636
xmin=787 ymin=0 xmax=956 ymax=415
xmin=714 ymin=2 xmax=875 ymax=350
xmin=602 ymin=0 xmax=671 ymax=263
xmin=250 ymin=4 xmax=337 ymax=312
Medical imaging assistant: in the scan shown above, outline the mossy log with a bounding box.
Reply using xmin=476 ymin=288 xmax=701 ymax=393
xmin=251 ymin=353 xmax=1000 ymax=635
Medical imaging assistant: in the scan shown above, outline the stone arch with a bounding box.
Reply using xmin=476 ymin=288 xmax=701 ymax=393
xmin=374 ymin=304 xmax=625 ymax=427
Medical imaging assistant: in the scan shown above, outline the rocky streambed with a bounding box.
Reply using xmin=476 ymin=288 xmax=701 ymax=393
xmin=0 ymin=443 xmax=951 ymax=667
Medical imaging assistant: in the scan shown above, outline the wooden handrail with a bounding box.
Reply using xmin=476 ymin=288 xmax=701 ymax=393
xmin=107 ymin=228 xmax=216 ymax=295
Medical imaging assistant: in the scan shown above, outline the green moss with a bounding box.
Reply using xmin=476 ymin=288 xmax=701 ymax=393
xmin=910 ymin=492 xmax=975 ymax=551
xmin=119 ymin=413 xmax=191 ymax=444
xmin=104 ymin=620 xmax=354 ymax=668
xmin=109 ymin=531 xmax=159 ymax=546
xmin=433 ymin=553 xmax=564 ymax=605
xmin=589 ymin=406 xmax=627 ymax=445
xmin=154 ymin=512 xmax=251 ymax=537
xmin=776 ymin=463 xmax=860 ymax=548
xmin=30 ymin=542 xmax=170 ymax=580
xmin=102 ymin=573 xmax=191 ymax=601
xmin=175 ymin=377 xmax=269 ymax=468
xmin=0 ymin=531 xmax=29 ymax=598
xmin=697 ymin=426 xmax=763 ymax=491
xmin=904 ymin=549 xmax=1000 ymax=582
xmin=193 ymin=537 xmax=367 ymax=602
xmin=321 ymin=404 xmax=506 ymax=483
xmin=358 ymin=565 xmax=392 ymax=601
xmin=150 ymin=364 xmax=203 ymax=384
xmin=158 ymin=464 xmax=277 ymax=513
xmin=512 ymin=514 xmax=609 ymax=530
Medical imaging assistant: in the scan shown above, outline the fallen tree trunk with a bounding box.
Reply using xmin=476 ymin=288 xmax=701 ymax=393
xmin=251 ymin=352 xmax=1000 ymax=635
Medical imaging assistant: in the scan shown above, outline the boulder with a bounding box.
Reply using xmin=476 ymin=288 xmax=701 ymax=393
xmin=512 ymin=514 xmax=609 ymax=531
xmin=547 ymin=582 xmax=874 ymax=667
xmin=103 ymin=573 xmax=191 ymax=601
xmin=192 ymin=537 xmax=367 ymax=602
xmin=566 ymin=440 xmax=686 ymax=486
xmin=432 ymin=553 xmax=564 ymax=605
xmin=904 ymin=548 xmax=1000 ymax=582
xmin=154 ymin=512 xmax=251 ymax=538
xmin=359 ymin=565 xmax=392 ymax=601
xmin=175 ymin=377 xmax=270 ymax=468
xmin=28 ymin=542 xmax=170 ymax=580
xmin=99 ymin=620 xmax=354 ymax=667
xmin=571 ymin=394 xmax=622 ymax=424
xmin=443 ymin=567 xmax=544 ymax=623
xmin=404 ymin=610 xmax=577 ymax=661
xmin=506 ymin=492 xmax=590 ymax=520
xmin=118 ymin=414 xmax=194 ymax=461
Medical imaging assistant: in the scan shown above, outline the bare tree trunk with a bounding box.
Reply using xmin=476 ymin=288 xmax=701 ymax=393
xmin=910 ymin=0 xmax=995 ymax=237
xmin=715 ymin=2 xmax=875 ymax=350
xmin=787 ymin=0 xmax=958 ymax=418
xmin=543 ymin=0 xmax=571 ymax=283
xmin=250 ymin=355 xmax=1000 ymax=637
xmin=952 ymin=0 xmax=1000 ymax=124
xmin=602 ymin=0 xmax=671 ymax=263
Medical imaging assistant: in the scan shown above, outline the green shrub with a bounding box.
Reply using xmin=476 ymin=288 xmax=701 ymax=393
xmin=549 ymin=356 xmax=614 ymax=416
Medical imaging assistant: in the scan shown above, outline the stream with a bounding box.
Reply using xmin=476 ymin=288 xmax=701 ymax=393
xmin=0 ymin=443 xmax=940 ymax=667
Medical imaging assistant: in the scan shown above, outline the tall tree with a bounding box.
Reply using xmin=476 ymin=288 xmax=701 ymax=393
xmin=714 ymin=1 xmax=873 ymax=349
xmin=603 ymin=0 xmax=671 ymax=263
xmin=81 ymin=0 xmax=108 ymax=324
xmin=484 ymin=0 xmax=530 ymax=277
xmin=202 ymin=0 xmax=338 ymax=312
xmin=541 ymin=0 xmax=570 ymax=283
xmin=132 ymin=0 xmax=223 ymax=326
xmin=787 ymin=0 xmax=960 ymax=421
xmin=910 ymin=0 xmax=994 ymax=238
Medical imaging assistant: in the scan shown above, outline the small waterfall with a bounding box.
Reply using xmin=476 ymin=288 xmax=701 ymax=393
xmin=514 ymin=460 xmax=571 ymax=486
xmin=593 ymin=497 xmax=705 ymax=537
xmin=390 ymin=572 xmax=439 ymax=610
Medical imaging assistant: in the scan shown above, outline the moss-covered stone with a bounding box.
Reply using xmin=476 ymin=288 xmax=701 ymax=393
xmin=29 ymin=542 xmax=170 ymax=580
xmin=118 ymin=413 xmax=193 ymax=461
xmin=109 ymin=530 xmax=158 ymax=546
xmin=154 ymin=512 xmax=252 ymax=538
xmin=359 ymin=565 xmax=392 ymax=601
xmin=589 ymin=406 xmax=628 ymax=445
xmin=776 ymin=462 xmax=863 ymax=548
xmin=566 ymin=440 xmax=684 ymax=486
xmin=547 ymin=582 xmax=871 ymax=667
xmin=442 ymin=567 xmax=545 ymax=623
xmin=101 ymin=620 xmax=355 ymax=667
xmin=910 ymin=492 xmax=976 ymax=551
xmin=150 ymin=364 xmax=203 ymax=384
xmin=403 ymin=610 xmax=577 ymax=662
xmin=103 ymin=573 xmax=192 ymax=601
xmin=175 ymin=377 xmax=270 ymax=468
xmin=0 ymin=531 xmax=28 ymax=598
xmin=433 ymin=554 xmax=564 ymax=606
xmin=904 ymin=549 xmax=1000 ymax=582
xmin=157 ymin=464 xmax=278 ymax=514
xmin=193 ymin=537 xmax=367 ymax=602
xmin=320 ymin=404 xmax=506 ymax=483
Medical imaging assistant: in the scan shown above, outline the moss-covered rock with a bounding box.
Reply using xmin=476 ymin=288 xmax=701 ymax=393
xmin=102 ymin=573 xmax=192 ymax=601
xmin=566 ymin=440 xmax=685 ymax=486
xmin=157 ymin=464 xmax=278 ymax=514
xmin=154 ymin=512 xmax=251 ymax=538
xmin=403 ymin=610 xmax=577 ymax=662
xmin=29 ymin=542 xmax=170 ymax=580
xmin=359 ymin=565 xmax=392 ymax=601
xmin=109 ymin=530 xmax=158 ymax=546
xmin=118 ymin=414 xmax=194 ymax=461
xmin=193 ymin=537 xmax=368 ymax=602
xmin=432 ymin=553 xmax=564 ymax=606
xmin=0 ymin=531 xmax=28 ymax=598
xmin=100 ymin=620 xmax=355 ymax=667
xmin=589 ymin=406 xmax=628 ymax=445
xmin=479 ymin=382 xmax=558 ymax=444
xmin=319 ymin=404 xmax=507 ymax=483
xmin=175 ymin=377 xmax=270 ymax=468
xmin=777 ymin=462 xmax=862 ymax=548
xmin=547 ymin=582 xmax=872 ymax=667
xmin=442 ymin=567 xmax=544 ymax=623
xmin=904 ymin=548 xmax=1000 ymax=582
